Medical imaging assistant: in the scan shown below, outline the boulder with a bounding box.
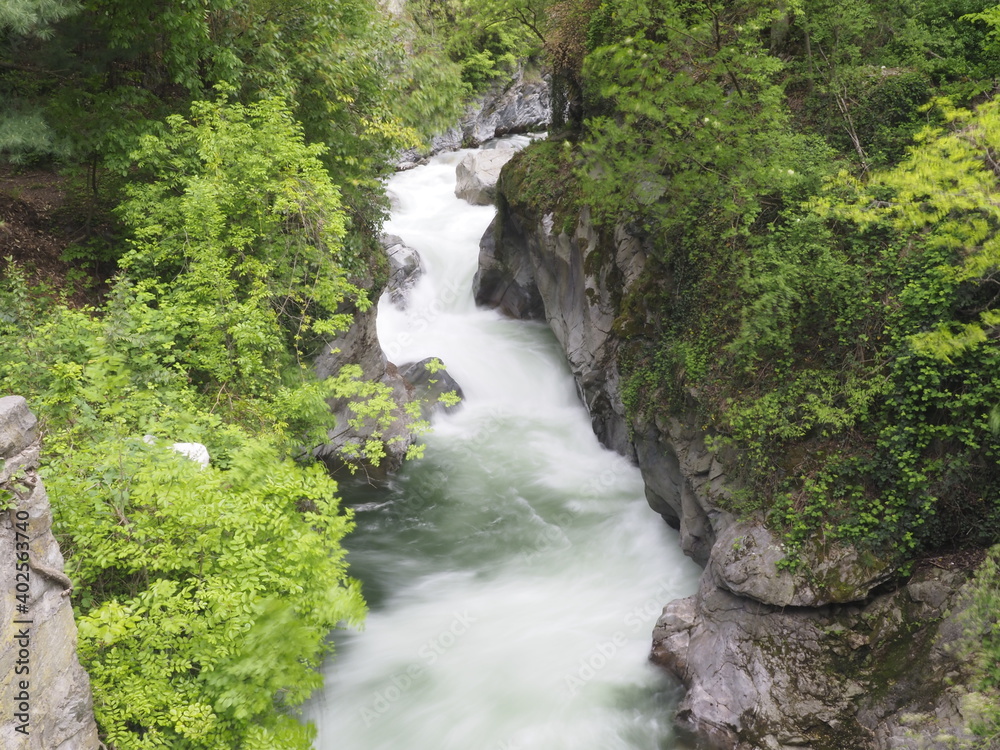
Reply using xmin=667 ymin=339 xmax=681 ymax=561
xmin=398 ymin=358 xmax=465 ymax=418
xmin=313 ymin=304 xmax=415 ymax=479
xmin=712 ymin=519 xmax=897 ymax=607
xmin=473 ymin=213 xmax=546 ymax=319
xmin=0 ymin=395 xmax=37 ymax=457
xmin=381 ymin=233 xmax=423 ymax=307
xmin=142 ymin=435 xmax=211 ymax=468
xmin=455 ymin=145 xmax=518 ymax=205
xmin=653 ymin=565 xmax=979 ymax=750
xmin=0 ymin=398 xmax=101 ymax=750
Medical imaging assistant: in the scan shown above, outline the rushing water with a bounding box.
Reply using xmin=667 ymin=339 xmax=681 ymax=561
xmin=304 ymin=145 xmax=703 ymax=750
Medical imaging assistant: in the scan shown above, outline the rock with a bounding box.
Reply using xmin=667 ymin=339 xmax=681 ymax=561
xmin=0 ymin=395 xmax=38 ymax=458
xmin=650 ymin=597 xmax=696 ymax=680
xmin=712 ymin=519 xmax=897 ymax=607
xmin=455 ymin=145 xmax=518 ymax=205
xmin=467 ymin=68 xmax=551 ymax=143
xmin=398 ymin=358 xmax=465 ymax=418
xmin=396 ymin=68 xmax=550 ymax=169
xmin=652 ymin=562 xmax=978 ymax=750
xmin=313 ymin=304 xmax=415 ymax=479
xmin=169 ymin=442 xmax=210 ymax=468
xmin=474 ymin=203 xmax=639 ymax=456
xmin=381 ymin=233 xmax=423 ymax=307
xmin=0 ymin=399 xmax=101 ymax=750
xmin=142 ymin=435 xmax=211 ymax=468
xmin=473 ymin=213 xmax=546 ymax=319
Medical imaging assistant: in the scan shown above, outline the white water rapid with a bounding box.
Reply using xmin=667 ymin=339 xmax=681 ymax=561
xmin=304 ymin=145 xmax=703 ymax=750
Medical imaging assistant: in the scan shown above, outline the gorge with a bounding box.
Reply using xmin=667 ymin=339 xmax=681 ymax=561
xmin=304 ymin=145 xmax=703 ymax=749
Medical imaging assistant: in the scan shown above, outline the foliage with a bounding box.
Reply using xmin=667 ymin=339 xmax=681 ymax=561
xmin=497 ymin=0 xmax=1000 ymax=564
xmin=62 ymin=437 xmax=364 ymax=750
xmin=408 ymin=0 xmax=545 ymax=92
xmin=957 ymin=546 xmax=1000 ymax=745
xmin=0 ymin=0 xmax=77 ymax=36
xmin=579 ymin=0 xmax=797 ymax=247
xmin=0 ymin=257 xmax=370 ymax=749
xmin=1 ymin=0 xmax=467 ymax=236
xmin=0 ymin=87 xmax=432 ymax=749
xmin=115 ymin=93 xmax=358 ymax=396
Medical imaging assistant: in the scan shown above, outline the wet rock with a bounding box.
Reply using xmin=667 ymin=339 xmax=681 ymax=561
xmin=455 ymin=145 xmax=518 ymax=206
xmin=382 ymin=233 xmax=423 ymax=307
xmin=473 ymin=213 xmax=546 ymax=320
xmin=474 ymin=203 xmax=640 ymax=457
xmin=313 ymin=305 xmax=415 ymax=479
xmin=396 ymin=68 xmax=550 ymax=169
xmin=398 ymin=358 xmax=465 ymax=418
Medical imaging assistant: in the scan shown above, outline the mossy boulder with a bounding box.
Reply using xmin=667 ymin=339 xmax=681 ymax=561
xmin=712 ymin=518 xmax=897 ymax=607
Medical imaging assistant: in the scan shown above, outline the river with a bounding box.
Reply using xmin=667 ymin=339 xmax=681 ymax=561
xmin=303 ymin=145 xmax=703 ymax=750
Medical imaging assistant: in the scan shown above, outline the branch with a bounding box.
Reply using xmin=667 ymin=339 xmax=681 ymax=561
xmin=511 ymin=6 xmax=546 ymax=44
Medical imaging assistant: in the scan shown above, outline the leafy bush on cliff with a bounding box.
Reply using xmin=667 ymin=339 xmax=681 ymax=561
xmin=502 ymin=0 xmax=1000 ymax=560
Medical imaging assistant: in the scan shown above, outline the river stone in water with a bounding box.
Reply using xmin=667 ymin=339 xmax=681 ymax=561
xmin=455 ymin=146 xmax=517 ymax=206
xmin=381 ymin=233 xmax=423 ymax=307
xmin=398 ymin=357 xmax=464 ymax=418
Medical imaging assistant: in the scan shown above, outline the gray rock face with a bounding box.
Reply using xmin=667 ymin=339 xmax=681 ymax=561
xmin=0 ymin=396 xmax=101 ymax=750
xmin=455 ymin=145 xmax=518 ymax=206
xmin=313 ymin=260 xmax=464 ymax=477
xmin=480 ymin=175 xmax=984 ymax=749
xmin=474 ymin=205 xmax=641 ymax=457
xmin=633 ymin=410 xmax=736 ymax=566
xmin=475 ymin=193 xmax=735 ymax=557
xmin=396 ymin=68 xmax=550 ymax=169
xmin=653 ymin=565 xmax=980 ymax=750
xmin=382 ymin=233 xmax=423 ymax=307
xmin=473 ymin=213 xmax=546 ymax=320
xmin=712 ymin=520 xmax=897 ymax=608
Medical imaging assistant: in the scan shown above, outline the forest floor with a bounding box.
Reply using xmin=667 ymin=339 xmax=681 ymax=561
xmin=0 ymin=166 xmax=113 ymax=307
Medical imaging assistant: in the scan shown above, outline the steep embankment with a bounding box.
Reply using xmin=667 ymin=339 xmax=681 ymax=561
xmin=474 ymin=173 xmax=985 ymax=749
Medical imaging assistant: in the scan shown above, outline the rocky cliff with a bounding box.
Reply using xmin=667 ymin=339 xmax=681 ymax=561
xmin=396 ymin=67 xmax=551 ymax=170
xmin=475 ymin=177 xmax=984 ymax=749
xmin=0 ymin=396 xmax=101 ymax=750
